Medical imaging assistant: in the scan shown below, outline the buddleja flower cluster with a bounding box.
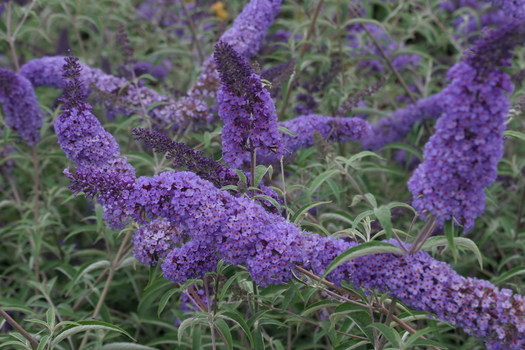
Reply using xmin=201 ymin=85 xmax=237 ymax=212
xmin=46 ymin=1 xmax=525 ymax=348
xmin=56 ymin=56 xmax=136 ymax=228
xmin=214 ymin=41 xmax=283 ymax=168
xmin=408 ymin=22 xmax=525 ymax=230
xmin=0 ymin=68 xmax=42 ymax=145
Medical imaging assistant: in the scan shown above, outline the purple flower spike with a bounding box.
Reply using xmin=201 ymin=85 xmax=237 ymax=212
xmin=408 ymin=23 xmax=525 ymax=230
xmin=220 ymin=0 xmax=283 ymax=57
xmin=492 ymin=0 xmax=525 ymax=19
xmin=65 ymin=157 xmax=136 ymax=228
xmin=303 ymin=238 xmax=525 ymax=349
xmin=0 ymin=68 xmax=43 ymax=145
xmin=214 ymin=41 xmax=283 ymax=168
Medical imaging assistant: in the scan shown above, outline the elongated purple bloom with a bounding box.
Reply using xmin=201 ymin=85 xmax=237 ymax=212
xmin=56 ymin=56 xmax=137 ymax=227
xmin=408 ymin=23 xmax=525 ymax=230
xmin=303 ymin=236 xmax=525 ymax=349
xmin=0 ymin=68 xmax=43 ymax=145
xmin=492 ymin=0 xmax=525 ymax=18
xmin=221 ymin=0 xmax=282 ymax=57
xmin=62 ymin=111 xmax=525 ymax=347
xmin=106 ymin=168 xmax=524 ymax=348
xmin=214 ymin=41 xmax=283 ymax=168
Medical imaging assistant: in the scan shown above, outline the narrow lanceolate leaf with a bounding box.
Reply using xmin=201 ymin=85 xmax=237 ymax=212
xmin=420 ymin=236 xmax=483 ymax=269
xmin=368 ymin=323 xmax=401 ymax=348
xmin=220 ymin=311 xmax=254 ymax=346
xmin=493 ymin=267 xmax=525 ymax=285
xmin=214 ymin=318 xmax=233 ymax=350
xmin=51 ymin=321 xmax=135 ymax=347
xmin=307 ymin=169 xmax=340 ymax=196
xmin=322 ymin=242 xmax=404 ymax=279
xmin=374 ymin=206 xmax=394 ymax=239
xmin=503 ymin=130 xmax=525 ymax=143
xmin=254 ymin=164 xmax=271 ymax=188
xmin=278 ymin=125 xmax=298 ymax=137
xmin=291 ymin=201 xmax=331 ymax=224
xmin=100 ymin=343 xmax=158 ymax=350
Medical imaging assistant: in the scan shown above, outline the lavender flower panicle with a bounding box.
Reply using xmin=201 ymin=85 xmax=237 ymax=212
xmin=132 ymin=128 xmax=238 ymax=188
xmin=63 ymin=116 xmax=525 ymax=347
xmin=119 ymin=169 xmax=525 ymax=348
xmin=408 ymin=23 xmax=525 ymax=230
xmin=304 ymin=237 xmax=525 ymax=349
xmin=220 ymin=0 xmax=283 ymax=57
xmin=55 ymin=56 xmax=137 ymax=228
xmin=214 ymin=41 xmax=283 ymax=168
xmin=0 ymin=68 xmax=43 ymax=145
xmin=492 ymin=0 xmax=525 ymax=19
xmin=65 ymin=155 xmax=136 ymax=228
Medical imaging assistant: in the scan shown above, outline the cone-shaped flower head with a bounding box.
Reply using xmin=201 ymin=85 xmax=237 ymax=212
xmin=0 ymin=68 xmax=43 ymax=145
xmin=214 ymin=41 xmax=283 ymax=168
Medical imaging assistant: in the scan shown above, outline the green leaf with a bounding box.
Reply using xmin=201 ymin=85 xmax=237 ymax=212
xmin=234 ymin=169 xmax=247 ymax=184
xmin=254 ymin=165 xmax=270 ymax=188
xmin=444 ymin=220 xmax=458 ymax=262
xmin=220 ymin=311 xmax=254 ymax=346
xmin=308 ymin=169 xmax=340 ymax=196
xmin=278 ymin=126 xmax=298 ymax=137
xmin=504 ymin=130 xmax=525 ymax=143
xmin=322 ymin=242 xmax=404 ymax=279
xmin=158 ymin=289 xmax=179 ymax=317
xmin=251 ymin=329 xmax=265 ymax=350
xmin=320 ymin=212 xmax=354 ymax=225
xmin=493 ymin=266 xmax=525 ymax=285
xmin=420 ymin=236 xmax=483 ymax=269
xmin=138 ymin=277 xmax=173 ymax=316
xmin=404 ymin=327 xmax=443 ymax=348
xmin=368 ymin=323 xmax=400 ymax=348
xmin=336 ymin=151 xmax=383 ymax=170
xmin=380 ymin=142 xmax=423 ymax=161
xmin=251 ymin=195 xmax=282 ymax=212
xmin=214 ymin=318 xmax=233 ymax=350
xmin=46 ymin=308 xmax=55 ymax=330
xmin=291 ymin=201 xmax=331 ymax=224
xmin=51 ymin=321 xmax=134 ymax=347
xmin=100 ymin=343 xmax=158 ymax=350
xmin=37 ymin=335 xmax=50 ymax=350
xmin=220 ymin=185 xmax=239 ymax=192
xmin=300 ymin=300 xmax=340 ymax=317
xmin=374 ymin=206 xmax=394 ymax=239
